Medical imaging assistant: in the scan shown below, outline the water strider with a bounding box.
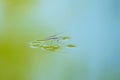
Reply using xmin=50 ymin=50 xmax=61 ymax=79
xmin=30 ymin=33 xmax=76 ymax=52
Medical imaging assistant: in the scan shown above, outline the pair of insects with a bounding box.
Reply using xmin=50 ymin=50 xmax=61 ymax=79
xmin=30 ymin=33 xmax=75 ymax=51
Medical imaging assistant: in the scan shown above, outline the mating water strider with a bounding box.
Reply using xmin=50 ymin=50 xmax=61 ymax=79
xmin=30 ymin=33 xmax=76 ymax=52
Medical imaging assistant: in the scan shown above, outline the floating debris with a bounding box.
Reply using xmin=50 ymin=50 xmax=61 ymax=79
xmin=30 ymin=33 xmax=76 ymax=51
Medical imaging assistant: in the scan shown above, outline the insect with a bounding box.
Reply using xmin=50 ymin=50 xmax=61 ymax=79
xmin=45 ymin=32 xmax=63 ymax=41
xmin=30 ymin=33 xmax=75 ymax=52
